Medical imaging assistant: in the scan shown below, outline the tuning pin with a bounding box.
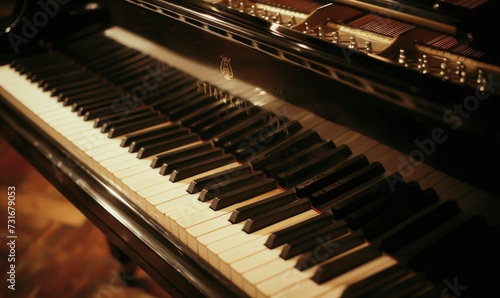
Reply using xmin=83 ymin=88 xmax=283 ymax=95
xmin=418 ymin=54 xmax=429 ymax=74
xmin=332 ymin=31 xmax=340 ymax=44
xmin=456 ymin=61 xmax=467 ymax=83
xmin=440 ymin=58 xmax=450 ymax=80
xmin=239 ymin=2 xmax=245 ymax=12
xmin=262 ymin=9 xmax=268 ymax=20
xmin=398 ymin=49 xmax=407 ymax=65
xmin=477 ymin=69 xmax=487 ymax=93
xmin=250 ymin=5 xmax=256 ymax=15
xmin=318 ymin=27 xmax=324 ymax=39
xmin=303 ymin=22 xmax=310 ymax=34
xmin=228 ymin=0 xmax=233 ymax=9
xmin=272 ymin=12 xmax=281 ymax=24
xmin=348 ymin=36 xmax=357 ymax=49
xmin=365 ymin=41 xmax=372 ymax=53
xmin=290 ymin=16 xmax=296 ymax=25
xmin=477 ymin=69 xmax=484 ymax=84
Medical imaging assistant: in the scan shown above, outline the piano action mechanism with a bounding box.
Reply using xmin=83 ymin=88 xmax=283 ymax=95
xmin=1 ymin=0 xmax=500 ymax=297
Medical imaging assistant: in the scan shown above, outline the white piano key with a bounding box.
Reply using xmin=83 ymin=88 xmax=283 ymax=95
xmin=172 ymin=189 xmax=283 ymax=243
xmin=270 ymin=254 xmax=398 ymax=298
xmin=208 ymin=209 xmax=318 ymax=271
xmin=186 ymin=216 xmax=232 ymax=252
xmin=258 ymin=243 xmax=365 ymax=297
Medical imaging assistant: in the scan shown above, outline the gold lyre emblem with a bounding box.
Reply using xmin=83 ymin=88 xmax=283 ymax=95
xmin=220 ymin=55 xmax=233 ymax=80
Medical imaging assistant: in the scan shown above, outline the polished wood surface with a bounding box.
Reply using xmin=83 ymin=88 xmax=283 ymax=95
xmin=0 ymin=137 xmax=172 ymax=298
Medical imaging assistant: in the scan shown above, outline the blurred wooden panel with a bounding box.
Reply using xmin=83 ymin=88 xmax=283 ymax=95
xmin=0 ymin=137 xmax=171 ymax=298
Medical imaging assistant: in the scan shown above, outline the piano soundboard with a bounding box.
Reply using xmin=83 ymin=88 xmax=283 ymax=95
xmin=1 ymin=24 xmax=499 ymax=297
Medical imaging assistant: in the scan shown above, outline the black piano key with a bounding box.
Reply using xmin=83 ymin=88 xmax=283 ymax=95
xmin=169 ymin=154 xmax=235 ymax=182
xmin=108 ymin=115 xmax=170 ymax=138
xmin=178 ymin=101 xmax=226 ymax=127
xmin=163 ymin=94 xmax=215 ymax=121
xmin=153 ymin=86 xmax=203 ymax=108
xmin=198 ymin=171 xmax=265 ymax=202
xmin=187 ymin=165 xmax=252 ymax=194
xmin=94 ymin=106 xmax=152 ymax=128
xmin=137 ymin=134 xmax=199 ymax=159
xmin=97 ymin=53 xmax=152 ymax=76
xmin=26 ymin=64 xmax=78 ymax=80
xmin=108 ymin=60 xmax=161 ymax=85
xmin=362 ymin=187 xmax=439 ymax=240
xmin=56 ymin=82 xmax=115 ymax=102
xmin=308 ymin=162 xmax=386 ymax=207
xmin=145 ymin=76 xmax=198 ymax=105
xmin=85 ymin=47 xmax=138 ymax=70
xmin=295 ymin=155 xmax=370 ymax=198
xmin=67 ymin=38 xmax=123 ymax=63
xmin=11 ymin=53 xmax=68 ymax=71
xmin=150 ymin=142 xmax=213 ymax=169
xmin=68 ymin=90 xmax=120 ymax=108
xmin=114 ymin=65 xmax=183 ymax=96
xmin=264 ymin=212 xmax=333 ymax=249
xmin=59 ymin=86 xmax=118 ymax=103
xmin=280 ymin=221 xmax=349 ymax=260
xmin=242 ymin=198 xmax=312 ymax=234
xmin=198 ymin=104 xmax=262 ymax=140
xmin=234 ymin=120 xmax=303 ymax=162
xmin=64 ymin=35 xmax=114 ymax=56
xmin=380 ymin=200 xmax=461 ymax=253
xmin=346 ymin=181 xmax=421 ymax=230
xmin=100 ymin=109 xmax=157 ymax=132
xmin=107 ymin=57 xmax=161 ymax=78
xmin=211 ymin=107 xmax=275 ymax=147
xmin=40 ymin=70 xmax=93 ymax=90
xmin=71 ymin=90 xmax=120 ymax=110
xmin=78 ymin=101 xmax=118 ymax=116
xmin=365 ymin=272 xmax=429 ymax=298
xmin=251 ymin=129 xmax=324 ymax=171
xmin=121 ymin=124 xmax=182 ymax=147
xmin=189 ymin=104 xmax=238 ymax=133
xmin=159 ymin=149 xmax=224 ymax=175
xmin=340 ymin=264 xmax=409 ymax=298
xmin=50 ymin=77 xmax=107 ymax=97
xmin=264 ymin=140 xmax=336 ymax=174
xmin=222 ymin=115 xmax=288 ymax=153
xmin=276 ymin=144 xmax=352 ymax=187
xmin=311 ymin=244 xmax=382 ymax=284
xmin=150 ymin=84 xmax=200 ymax=110
xmin=295 ymin=230 xmax=365 ymax=271
xmin=229 ymin=189 xmax=297 ymax=224
xmin=129 ymin=128 xmax=189 ymax=153
xmin=209 ymin=178 xmax=278 ymax=211
xmin=331 ymin=173 xmax=404 ymax=220
xmin=81 ymin=100 xmax=130 ymax=118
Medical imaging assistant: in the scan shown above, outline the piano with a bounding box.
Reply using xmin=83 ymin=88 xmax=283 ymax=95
xmin=1 ymin=0 xmax=500 ymax=297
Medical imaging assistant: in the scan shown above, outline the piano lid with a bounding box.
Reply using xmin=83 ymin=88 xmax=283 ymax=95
xmin=106 ymin=0 xmax=500 ymax=140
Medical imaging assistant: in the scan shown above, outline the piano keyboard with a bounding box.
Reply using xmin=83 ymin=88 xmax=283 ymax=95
xmin=1 ymin=26 xmax=499 ymax=298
